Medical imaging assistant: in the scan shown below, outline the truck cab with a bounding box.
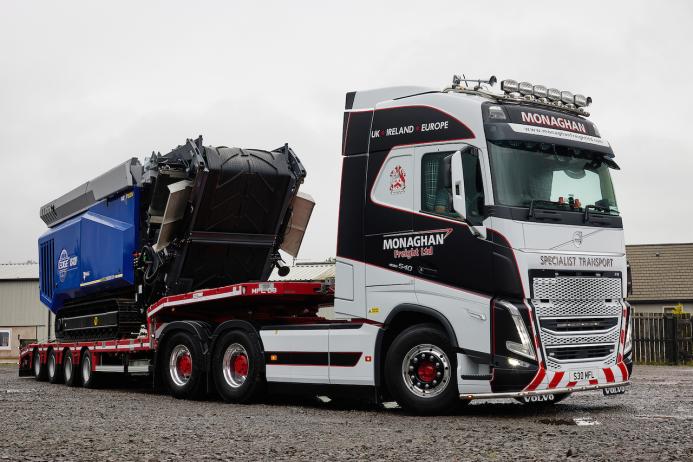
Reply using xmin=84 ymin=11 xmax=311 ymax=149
xmin=334 ymin=78 xmax=631 ymax=409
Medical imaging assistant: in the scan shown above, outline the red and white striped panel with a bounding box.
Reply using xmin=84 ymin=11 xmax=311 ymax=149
xmin=524 ymin=362 xmax=629 ymax=392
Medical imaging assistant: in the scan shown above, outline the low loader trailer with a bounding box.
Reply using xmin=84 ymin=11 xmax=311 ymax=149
xmin=20 ymin=75 xmax=632 ymax=414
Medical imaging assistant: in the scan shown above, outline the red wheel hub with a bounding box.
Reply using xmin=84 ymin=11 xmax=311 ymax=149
xmin=176 ymin=353 xmax=192 ymax=377
xmin=232 ymin=354 xmax=249 ymax=377
xmin=417 ymin=360 xmax=437 ymax=383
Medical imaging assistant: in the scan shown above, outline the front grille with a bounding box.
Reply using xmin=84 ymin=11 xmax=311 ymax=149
xmin=533 ymin=276 xmax=622 ymax=300
xmin=546 ymin=344 xmax=615 ymax=361
xmin=540 ymin=328 xmax=620 ymax=346
xmin=534 ymin=300 xmax=622 ymax=318
xmin=531 ymin=274 xmax=624 ymax=371
xmin=540 ymin=317 xmax=619 ymax=332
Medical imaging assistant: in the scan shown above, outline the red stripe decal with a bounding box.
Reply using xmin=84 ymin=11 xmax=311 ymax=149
xmin=548 ymin=371 xmax=564 ymax=389
xmin=526 ymin=368 xmax=546 ymax=391
xmin=566 ymin=381 xmax=577 ymax=388
xmin=617 ymin=362 xmax=629 ymax=381
xmin=603 ymin=368 xmax=615 ymax=383
xmin=589 ymin=379 xmax=599 ymax=385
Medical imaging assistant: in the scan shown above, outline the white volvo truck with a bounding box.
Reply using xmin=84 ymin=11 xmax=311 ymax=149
xmin=22 ymin=76 xmax=632 ymax=415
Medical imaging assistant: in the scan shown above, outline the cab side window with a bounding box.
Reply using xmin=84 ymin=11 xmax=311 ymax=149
xmin=420 ymin=149 xmax=485 ymax=225
xmin=421 ymin=152 xmax=457 ymax=218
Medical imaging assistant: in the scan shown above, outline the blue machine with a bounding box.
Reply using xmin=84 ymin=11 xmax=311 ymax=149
xmin=38 ymin=189 xmax=140 ymax=313
xmin=38 ymin=158 xmax=143 ymax=314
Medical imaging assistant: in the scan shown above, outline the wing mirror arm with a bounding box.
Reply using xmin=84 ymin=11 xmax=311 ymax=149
xmin=449 ymin=149 xmax=483 ymax=238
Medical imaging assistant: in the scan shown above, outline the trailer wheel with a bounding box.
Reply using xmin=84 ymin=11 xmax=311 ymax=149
xmin=385 ymin=323 xmax=458 ymax=415
xmin=212 ymin=330 xmax=265 ymax=403
xmin=63 ymin=351 xmax=79 ymax=387
xmin=163 ymin=332 xmax=205 ymax=400
xmin=33 ymin=349 xmax=47 ymax=381
xmin=47 ymin=349 xmax=63 ymax=384
xmin=81 ymin=350 xmax=98 ymax=388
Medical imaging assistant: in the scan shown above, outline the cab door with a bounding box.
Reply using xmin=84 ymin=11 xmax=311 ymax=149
xmin=411 ymin=143 xmax=493 ymax=356
xmin=363 ymin=146 xmax=417 ymax=323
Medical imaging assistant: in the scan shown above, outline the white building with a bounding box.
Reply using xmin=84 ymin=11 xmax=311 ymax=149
xmin=0 ymin=263 xmax=54 ymax=363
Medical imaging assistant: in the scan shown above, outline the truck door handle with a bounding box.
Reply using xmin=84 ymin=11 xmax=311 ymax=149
xmin=417 ymin=266 xmax=438 ymax=277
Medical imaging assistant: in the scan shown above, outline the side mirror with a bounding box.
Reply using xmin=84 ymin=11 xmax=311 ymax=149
xmin=450 ymin=150 xmax=467 ymax=219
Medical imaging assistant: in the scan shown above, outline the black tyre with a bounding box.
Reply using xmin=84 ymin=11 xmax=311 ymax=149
xmin=33 ymin=349 xmax=47 ymax=381
xmin=63 ymin=350 xmax=80 ymax=387
xmin=515 ymin=392 xmax=571 ymax=405
xmin=162 ymin=332 xmax=206 ymax=400
xmin=212 ymin=330 xmax=266 ymax=403
xmin=81 ymin=350 xmax=99 ymax=389
xmin=47 ymin=349 xmax=63 ymax=384
xmin=385 ymin=323 xmax=459 ymax=415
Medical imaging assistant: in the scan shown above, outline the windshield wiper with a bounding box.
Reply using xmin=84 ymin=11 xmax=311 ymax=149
xmin=528 ymin=199 xmax=568 ymax=218
xmin=584 ymin=204 xmax=613 ymax=223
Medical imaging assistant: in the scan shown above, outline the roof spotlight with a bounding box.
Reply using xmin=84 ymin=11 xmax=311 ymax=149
xmin=533 ymin=85 xmax=548 ymax=98
xmin=574 ymin=94 xmax=592 ymax=107
xmin=501 ymin=79 xmax=519 ymax=93
xmin=560 ymin=91 xmax=574 ymax=105
xmin=518 ymin=82 xmax=533 ymax=95
xmin=547 ymin=88 xmax=561 ymax=101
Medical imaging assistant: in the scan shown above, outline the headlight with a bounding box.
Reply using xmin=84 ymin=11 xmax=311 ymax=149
xmin=497 ymin=300 xmax=536 ymax=361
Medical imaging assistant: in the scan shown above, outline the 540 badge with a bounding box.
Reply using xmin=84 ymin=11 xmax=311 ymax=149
xmin=383 ymin=228 xmax=452 ymax=260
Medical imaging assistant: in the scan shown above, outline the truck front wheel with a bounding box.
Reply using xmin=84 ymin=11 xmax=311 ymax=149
xmin=385 ymin=324 xmax=459 ymax=415
xmin=163 ymin=332 xmax=205 ymax=400
xmin=212 ymin=330 xmax=265 ymax=403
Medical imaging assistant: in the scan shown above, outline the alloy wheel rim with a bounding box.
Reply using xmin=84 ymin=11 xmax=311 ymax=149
xmin=401 ymin=344 xmax=451 ymax=398
xmin=222 ymin=343 xmax=249 ymax=389
xmin=169 ymin=344 xmax=193 ymax=387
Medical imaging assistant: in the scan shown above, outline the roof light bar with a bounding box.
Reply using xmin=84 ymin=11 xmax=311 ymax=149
xmin=499 ymin=77 xmax=592 ymax=111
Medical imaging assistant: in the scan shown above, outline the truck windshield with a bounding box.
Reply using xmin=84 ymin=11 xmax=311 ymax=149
xmin=487 ymin=140 xmax=619 ymax=215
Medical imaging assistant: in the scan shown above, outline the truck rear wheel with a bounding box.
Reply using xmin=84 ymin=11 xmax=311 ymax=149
xmin=47 ymin=349 xmax=63 ymax=384
xmin=385 ymin=324 xmax=458 ymax=415
xmin=33 ymin=349 xmax=47 ymax=381
xmin=163 ymin=332 xmax=205 ymax=400
xmin=63 ymin=351 xmax=79 ymax=387
xmin=81 ymin=350 xmax=98 ymax=388
xmin=212 ymin=330 xmax=265 ymax=403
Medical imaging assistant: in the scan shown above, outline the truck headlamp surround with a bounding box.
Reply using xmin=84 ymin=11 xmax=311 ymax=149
xmin=624 ymin=303 xmax=633 ymax=355
xmin=497 ymin=300 xmax=536 ymax=361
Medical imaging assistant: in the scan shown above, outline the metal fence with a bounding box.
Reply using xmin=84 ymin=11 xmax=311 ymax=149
xmin=632 ymin=313 xmax=693 ymax=364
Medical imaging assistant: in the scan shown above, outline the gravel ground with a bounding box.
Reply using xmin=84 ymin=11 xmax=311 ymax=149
xmin=1 ymin=365 xmax=692 ymax=461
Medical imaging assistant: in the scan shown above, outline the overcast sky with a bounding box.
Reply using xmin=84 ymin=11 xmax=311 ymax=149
xmin=1 ymin=1 xmax=691 ymax=263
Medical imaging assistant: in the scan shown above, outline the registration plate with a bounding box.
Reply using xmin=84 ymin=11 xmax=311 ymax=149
xmin=569 ymin=369 xmax=597 ymax=382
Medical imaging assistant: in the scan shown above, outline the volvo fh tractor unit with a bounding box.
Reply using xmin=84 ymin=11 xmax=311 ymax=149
xmin=23 ymin=76 xmax=632 ymax=415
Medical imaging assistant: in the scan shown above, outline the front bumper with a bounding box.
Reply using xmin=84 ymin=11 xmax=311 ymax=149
xmin=461 ymin=380 xmax=630 ymax=401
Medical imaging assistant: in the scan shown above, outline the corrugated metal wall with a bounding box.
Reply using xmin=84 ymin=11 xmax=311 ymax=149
xmin=0 ymin=280 xmax=53 ymax=342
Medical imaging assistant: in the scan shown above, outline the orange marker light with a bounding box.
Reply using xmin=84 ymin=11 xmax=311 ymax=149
xmin=365 ymin=355 xmax=372 ymax=362
xmin=270 ymin=354 xmax=278 ymax=361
